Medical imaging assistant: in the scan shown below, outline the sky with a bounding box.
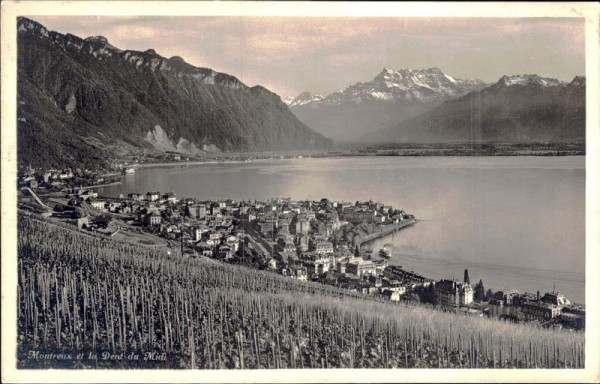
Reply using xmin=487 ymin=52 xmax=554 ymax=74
xmin=30 ymin=16 xmax=585 ymax=98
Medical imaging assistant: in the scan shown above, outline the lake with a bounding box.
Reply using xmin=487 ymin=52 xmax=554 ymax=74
xmin=98 ymin=156 xmax=585 ymax=303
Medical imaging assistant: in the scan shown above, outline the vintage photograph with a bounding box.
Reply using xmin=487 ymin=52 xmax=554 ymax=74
xmin=2 ymin=2 xmax=599 ymax=382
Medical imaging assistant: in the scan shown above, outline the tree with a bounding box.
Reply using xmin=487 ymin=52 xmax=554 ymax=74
xmin=73 ymin=208 xmax=86 ymax=219
xmin=474 ymin=279 xmax=485 ymax=302
xmin=427 ymin=283 xmax=438 ymax=305
xmin=354 ymin=245 xmax=361 ymax=257
xmin=95 ymin=214 xmax=112 ymax=229
xmin=485 ymin=288 xmax=494 ymax=302
xmin=463 ymin=269 xmax=470 ymax=285
xmin=405 ymin=293 xmax=420 ymax=303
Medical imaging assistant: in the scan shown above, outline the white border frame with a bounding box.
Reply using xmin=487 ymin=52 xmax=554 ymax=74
xmin=2 ymin=2 xmax=599 ymax=383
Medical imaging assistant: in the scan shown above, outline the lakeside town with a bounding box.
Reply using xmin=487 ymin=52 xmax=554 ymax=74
xmin=17 ymin=166 xmax=585 ymax=332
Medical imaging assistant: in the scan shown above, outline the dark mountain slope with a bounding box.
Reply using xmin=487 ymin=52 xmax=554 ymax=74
xmin=365 ymin=75 xmax=585 ymax=144
xmin=17 ymin=17 xmax=332 ymax=169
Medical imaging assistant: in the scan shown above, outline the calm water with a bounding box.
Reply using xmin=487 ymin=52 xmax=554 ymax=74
xmin=98 ymin=156 xmax=585 ymax=302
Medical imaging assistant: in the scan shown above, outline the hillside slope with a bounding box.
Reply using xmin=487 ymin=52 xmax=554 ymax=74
xmin=17 ymin=18 xmax=332 ymax=169
xmin=18 ymin=215 xmax=584 ymax=369
xmin=365 ymin=75 xmax=586 ymax=144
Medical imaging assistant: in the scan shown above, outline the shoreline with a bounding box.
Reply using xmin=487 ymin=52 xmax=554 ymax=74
xmin=131 ymin=157 xmax=280 ymax=169
xmin=82 ymin=181 xmax=122 ymax=189
xmin=123 ymin=153 xmax=585 ymax=171
xmin=358 ymin=218 xmax=417 ymax=246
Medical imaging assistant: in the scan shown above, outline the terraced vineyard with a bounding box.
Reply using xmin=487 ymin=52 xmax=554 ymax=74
xmin=17 ymin=215 xmax=584 ymax=369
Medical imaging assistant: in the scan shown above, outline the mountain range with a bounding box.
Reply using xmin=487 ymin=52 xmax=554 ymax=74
xmin=17 ymin=17 xmax=332 ymax=169
xmin=17 ymin=17 xmax=585 ymax=169
xmin=287 ymin=69 xmax=585 ymax=144
xmin=286 ymin=67 xmax=487 ymax=141
xmin=365 ymin=74 xmax=585 ymax=143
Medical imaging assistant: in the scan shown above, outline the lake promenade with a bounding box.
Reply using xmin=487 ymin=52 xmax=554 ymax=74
xmin=357 ymin=218 xmax=417 ymax=246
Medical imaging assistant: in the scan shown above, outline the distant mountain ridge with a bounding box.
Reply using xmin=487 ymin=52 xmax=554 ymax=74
xmin=17 ymin=17 xmax=332 ymax=169
xmin=288 ymin=67 xmax=487 ymax=140
xmin=365 ymin=74 xmax=585 ymax=144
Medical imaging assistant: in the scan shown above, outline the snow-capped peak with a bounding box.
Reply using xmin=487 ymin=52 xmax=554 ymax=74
xmin=288 ymin=92 xmax=324 ymax=107
xmin=498 ymin=74 xmax=564 ymax=87
xmin=283 ymin=96 xmax=296 ymax=106
xmin=290 ymin=67 xmax=486 ymax=108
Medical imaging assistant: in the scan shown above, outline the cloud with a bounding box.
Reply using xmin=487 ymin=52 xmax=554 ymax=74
xmin=29 ymin=16 xmax=585 ymax=97
xmin=113 ymin=25 xmax=156 ymax=40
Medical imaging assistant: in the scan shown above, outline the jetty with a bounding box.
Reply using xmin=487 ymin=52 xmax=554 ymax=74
xmin=357 ymin=218 xmax=416 ymax=246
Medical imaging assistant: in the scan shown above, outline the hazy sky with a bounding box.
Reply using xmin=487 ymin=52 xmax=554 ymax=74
xmin=31 ymin=16 xmax=585 ymax=98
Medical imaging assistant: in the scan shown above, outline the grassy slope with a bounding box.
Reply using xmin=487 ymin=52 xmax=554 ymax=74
xmin=17 ymin=214 xmax=584 ymax=369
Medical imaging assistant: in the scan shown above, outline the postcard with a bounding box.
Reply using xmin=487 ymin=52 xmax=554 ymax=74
xmin=1 ymin=2 xmax=599 ymax=383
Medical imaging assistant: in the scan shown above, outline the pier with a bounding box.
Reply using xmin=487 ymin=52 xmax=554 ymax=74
xmin=357 ymin=218 xmax=416 ymax=246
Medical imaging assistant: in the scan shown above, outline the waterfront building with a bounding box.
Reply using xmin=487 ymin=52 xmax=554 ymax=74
xmin=368 ymin=275 xmax=383 ymax=288
xmin=146 ymin=191 xmax=160 ymax=202
xmin=163 ymin=192 xmax=178 ymax=204
xmin=385 ymin=281 xmax=407 ymax=295
xmin=343 ymin=208 xmax=377 ymax=224
xmin=90 ymin=200 xmax=106 ymax=211
xmin=346 ymin=259 xmax=377 ymax=278
xmin=435 ymin=279 xmax=474 ymax=307
xmin=540 ymin=291 xmax=570 ymax=308
xmin=128 ymin=192 xmax=141 ymax=201
xmin=493 ymin=289 xmax=519 ymax=306
xmin=107 ymin=201 xmax=121 ymax=212
xmin=521 ymin=301 xmax=561 ymax=321
xmin=373 ymin=259 xmax=388 ymax=274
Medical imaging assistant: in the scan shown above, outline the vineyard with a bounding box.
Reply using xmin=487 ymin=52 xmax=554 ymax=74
xmin=17 ymin=215 xmax=585 ymax=369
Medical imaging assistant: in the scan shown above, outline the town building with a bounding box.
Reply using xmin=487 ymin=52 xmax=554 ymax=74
xmin=314 ymin=241 xmax=334 ymax=255
xmin=540 ymin=291 xmax=570 ymax=308
xmin=297 ymin=233 xmax=309 ymax=252
xmin=521 ymin=301 xmax=561 ymax=321
xmin=434 ymin=279 xmax=474 ymax=307
xmin=90 ymin=200 xmax=106 ymax=211
xmin=144 ymin=213 xmax=162 ymax=226
xmin=283 ymin=266 xmax=308 ymax=281
xmin=381 ymin=289 xmax=401 ymax=302
xmin=146 ymin=191 xmax=160 ymax=202
xmin=346 ymin=259 xmax=378 ymax=278
xmin=128 ymin=192 xmax=142 ymax=201
xmin=493 ymin=289 xmax=519 ymax=306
